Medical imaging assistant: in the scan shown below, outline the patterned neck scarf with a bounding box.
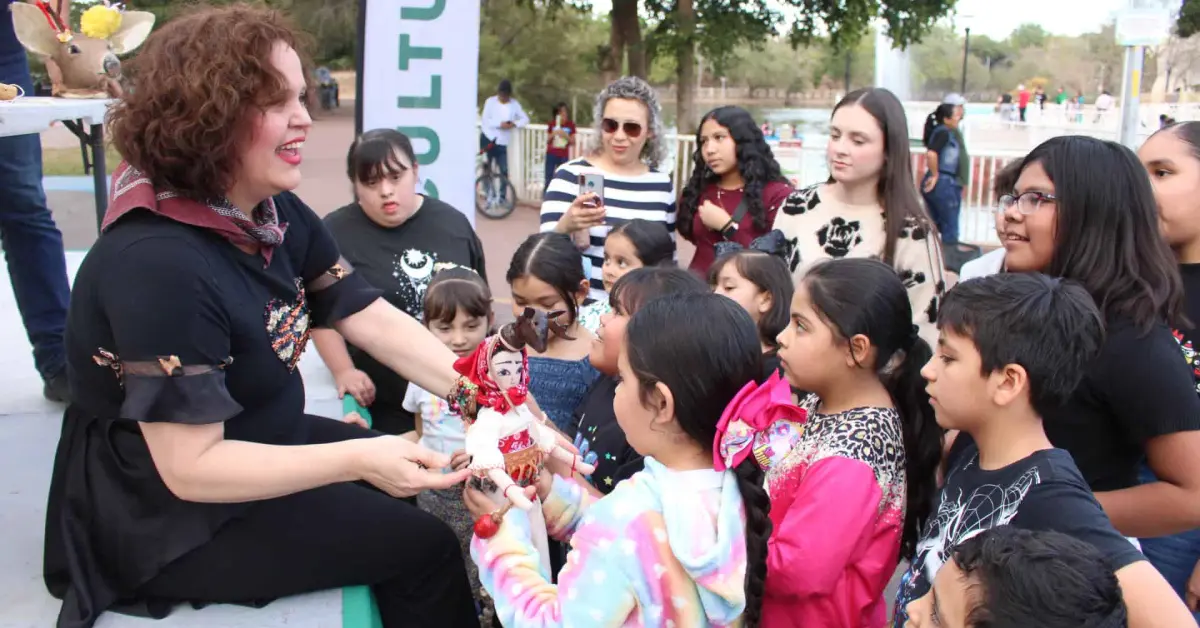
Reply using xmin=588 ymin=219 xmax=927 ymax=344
xmin=103 ymin=161 xmax=287 ymax=265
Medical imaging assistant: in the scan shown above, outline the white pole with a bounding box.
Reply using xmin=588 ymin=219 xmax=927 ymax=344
xmin=1119 ymin=46 xmax=1146 ymax=147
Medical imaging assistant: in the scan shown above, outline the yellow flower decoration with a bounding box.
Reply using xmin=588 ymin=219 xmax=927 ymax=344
xmin=80 ymin=5 xmax=123 ymax=40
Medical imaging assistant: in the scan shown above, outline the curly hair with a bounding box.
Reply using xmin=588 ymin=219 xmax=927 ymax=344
xmin=107 ymin=4 xmax=312 ymax=200
xmin=679 ymin=106 xmax=787 ymax=239
xmin=591 ymin=76 xmax=667 ymax=171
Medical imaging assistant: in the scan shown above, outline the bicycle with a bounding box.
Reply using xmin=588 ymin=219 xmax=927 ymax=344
xmin=475 ymin=141 xmax=517 ymax=220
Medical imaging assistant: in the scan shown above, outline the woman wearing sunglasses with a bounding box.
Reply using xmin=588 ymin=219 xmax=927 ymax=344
xmin=539 ymin=76 xmax=676 ymax=303
xmin=966 ymin=136 xmax=1200 ymax=549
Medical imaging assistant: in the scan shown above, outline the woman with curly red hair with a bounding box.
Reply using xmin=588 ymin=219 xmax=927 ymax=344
xmin=42 ymin=5 xmax=480 ymax=628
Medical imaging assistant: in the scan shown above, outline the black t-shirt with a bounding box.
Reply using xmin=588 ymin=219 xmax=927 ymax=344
xmin=323 ymin=197 xmax=486 ymax=433
xmin=762 ymin=350 xmax=781 ymax=381
xmin=572 ymin=376 xmax=643 ymax=494
xmin=1174 ymin=264 xmax=1200 ymax=395
xmin=892 ymin=434 xmax=1145 ymax=625
xmin=45 ymin=193 xmax=381 ymax=627
xmin=1042 ymin=318 xmax=1200 ymax=491
xmin=926 ymin=127 xmax=950 ymax=154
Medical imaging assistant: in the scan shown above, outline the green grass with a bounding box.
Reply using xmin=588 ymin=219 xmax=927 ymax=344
xmin=41 ymin=145 xmax=122 ymax=177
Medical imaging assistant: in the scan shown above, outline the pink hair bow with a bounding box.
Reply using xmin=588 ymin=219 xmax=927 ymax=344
xmin=713 ymin=371 xmax=808 ymax=472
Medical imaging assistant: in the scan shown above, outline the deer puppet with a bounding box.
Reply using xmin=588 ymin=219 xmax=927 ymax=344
xmin=10 ymin=2 xmax=154 ymax=98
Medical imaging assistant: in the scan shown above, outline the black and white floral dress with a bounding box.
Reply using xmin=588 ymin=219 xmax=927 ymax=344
xmin=772 ymin=183 xmax=946 ymax=345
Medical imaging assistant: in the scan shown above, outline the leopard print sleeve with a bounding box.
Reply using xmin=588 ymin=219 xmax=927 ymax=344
xmin=894 ymin=216 xmax=946 ymax=347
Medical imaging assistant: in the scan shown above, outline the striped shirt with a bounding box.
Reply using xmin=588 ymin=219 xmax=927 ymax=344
xmin=539 ymin=158 xmax=677 ymax=300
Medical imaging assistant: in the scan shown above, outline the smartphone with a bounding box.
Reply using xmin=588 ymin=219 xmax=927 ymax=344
xmin=578 ymin=171 xmax=604 ymax=208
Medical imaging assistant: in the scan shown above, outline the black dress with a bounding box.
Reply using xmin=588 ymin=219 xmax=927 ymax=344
xmin=43 ymin=193 xmax=479 ymax=628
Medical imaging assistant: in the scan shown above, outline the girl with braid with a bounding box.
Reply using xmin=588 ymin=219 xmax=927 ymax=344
xmin=464 ymin=293 xmax=772 ymax=626
xmin=763 ymin=258 xmax=944 ymax=626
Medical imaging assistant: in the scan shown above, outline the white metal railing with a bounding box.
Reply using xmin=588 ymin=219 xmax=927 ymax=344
xmin=497 ymin=123 xmax=1020 ymax=246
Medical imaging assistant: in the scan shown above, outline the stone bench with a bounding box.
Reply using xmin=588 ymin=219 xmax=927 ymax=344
xmin=1 ymin=407 xmax=381 ymax=628
xmin=0 ymin=250 xmax=381 ymax=627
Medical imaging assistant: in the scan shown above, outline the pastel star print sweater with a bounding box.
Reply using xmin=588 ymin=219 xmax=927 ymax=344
xmin=772 ymin=183 xmax=946 ymax=346
xmin=471 ymin=457 xmax=749 ymax=627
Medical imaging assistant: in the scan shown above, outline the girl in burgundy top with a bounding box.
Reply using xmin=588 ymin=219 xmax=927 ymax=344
xmin=543 ymin=102 xmax=576 ymax=193
xmin=678 ymin=106 xmax=793 ymax=274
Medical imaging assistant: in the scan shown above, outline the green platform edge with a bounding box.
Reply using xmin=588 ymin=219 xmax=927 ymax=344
xmin=340 ymin=397 xmax=384 ymax=628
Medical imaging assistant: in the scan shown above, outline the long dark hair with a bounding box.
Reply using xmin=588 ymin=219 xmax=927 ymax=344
xmin=506 ymin=232 xmax=587 ymax=325
xmin=625 ymin=294 xmax=769 ymax=626
xmin=679 ymin=106 xmax=787 ymax=239
xmin=707 ymin=250 xmax=794 ymax=349
xmin=803 ymin=258 xmax=942 ymax=559
xmin=922 ymin=103 xmax=956 ymax=147
xmin=1157 ymin=120 xmax=1200 ymax=160
xmin=829 ymin=88 xmax=929 ymax=265
xmin=610 ymin=267 xmax=708 ymax=315
xmin=1015 ymin=136 xmax=1184 ymax=329
xmin=608 ymin=219 xmax=675 ymax=268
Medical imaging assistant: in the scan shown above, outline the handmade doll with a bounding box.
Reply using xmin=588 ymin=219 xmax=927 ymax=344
xmin=450 ymin=308 xmax=595 ymax=498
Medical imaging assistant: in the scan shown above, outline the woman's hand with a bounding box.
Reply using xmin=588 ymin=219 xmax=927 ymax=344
xmin=923 ymin=173 xmax=939 ymax=193
xmin=450 ymin=449 xmax=472 ymax=472
xmin=356 ymin=436 xmax=470 ymax=498
xmin=464 ymin=484 xmax=537 ymax=520
xmin=698 ymin=199 xmax=732 ymax=232
xmin=556 ymin=193 xmax=606 ymax=233
xmin=334 ymin=368 xmax=376 ymax=407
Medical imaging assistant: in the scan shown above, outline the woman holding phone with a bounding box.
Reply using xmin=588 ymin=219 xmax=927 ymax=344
xmin=539 ymin=76 xmax=677 ymax=302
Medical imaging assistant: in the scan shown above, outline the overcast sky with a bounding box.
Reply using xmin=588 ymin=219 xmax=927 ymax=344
xmin=954 ymin=0 xmax=1125 ymax=39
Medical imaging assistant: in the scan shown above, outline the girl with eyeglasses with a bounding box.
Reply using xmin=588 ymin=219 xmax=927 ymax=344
xmin=539 ymin=77 xmax=677 ymax=303
xmin=958 ymin=159 xmax=1021 ymax=281
xmin=981 ymin=136 xmax=1200 ymax=553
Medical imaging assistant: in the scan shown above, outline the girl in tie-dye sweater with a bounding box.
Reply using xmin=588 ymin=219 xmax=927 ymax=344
xmin=465 ymin=293 xmax=774 ymax=627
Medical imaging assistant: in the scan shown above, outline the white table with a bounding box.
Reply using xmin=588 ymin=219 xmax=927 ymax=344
xmin=0 ymin=97 xmax=113 ymax=229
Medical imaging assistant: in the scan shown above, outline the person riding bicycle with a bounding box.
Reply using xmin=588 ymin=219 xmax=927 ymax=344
xmin=480 ymin=79 xmax=530 ymax=202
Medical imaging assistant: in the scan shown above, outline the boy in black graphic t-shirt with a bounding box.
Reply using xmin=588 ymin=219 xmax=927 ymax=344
xmin=894 ymin=273 xmax=1192 ymax=626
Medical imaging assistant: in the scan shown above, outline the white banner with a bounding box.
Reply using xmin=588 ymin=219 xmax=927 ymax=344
xmin=360 ymin=0 xmax=481 ymax=226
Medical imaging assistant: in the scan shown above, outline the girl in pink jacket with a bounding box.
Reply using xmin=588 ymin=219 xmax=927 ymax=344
xmin=761 ymin=259 xmax=943 ymax=626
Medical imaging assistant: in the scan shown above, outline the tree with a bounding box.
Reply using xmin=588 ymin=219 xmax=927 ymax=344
xmin=968 ymin=34 xmax=1015 ymax=71
xmin=644 ymin=0 xmax=779 ymax=128
xmin=1007 ymin=23 xmax=1050 ymax=50
xmin=1080 ymin=23 xmax=1124 ymax=93
xmin=912 ymin=26 xmax=989 ymax=98
xmin=1179 ymin=0 xmax=1200 ymax=38
xmin=646 ymin=0 xmax=955 ymax=130
xmin=478 ymin=0 xmax=608 ymax=124
xmin=810 ymin=35 xmax=875 ymax=92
